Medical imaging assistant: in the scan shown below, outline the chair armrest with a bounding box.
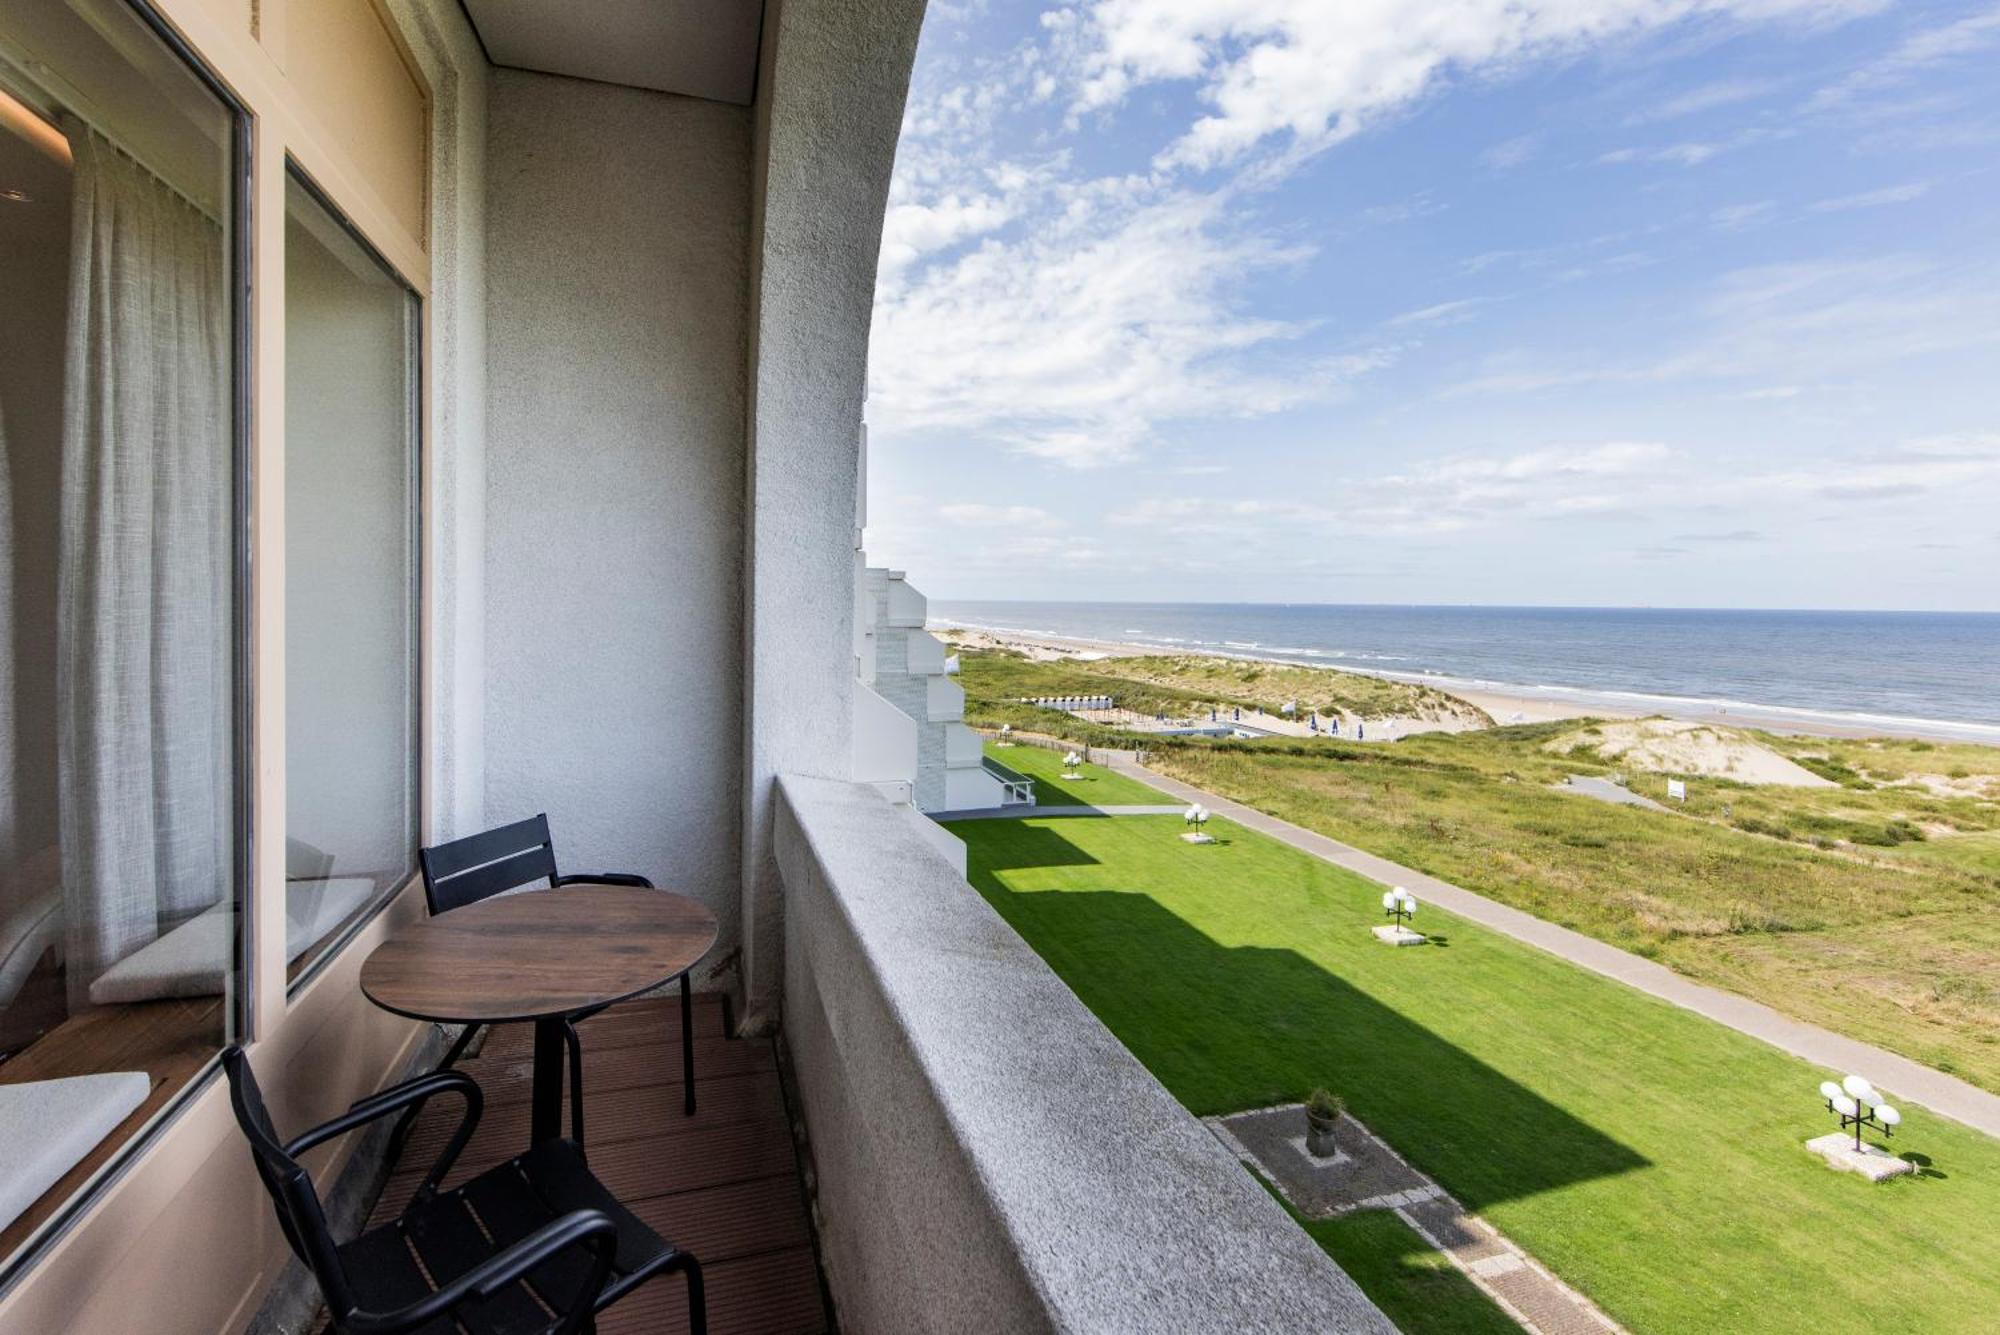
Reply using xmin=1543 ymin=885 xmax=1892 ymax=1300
xmin=346 ymin=1209 xmax=618 ymax=1335
xmin=287 ymin=1070 xmax=483 ymax=1198
xmin=552 ymin=871 xmax=655 ymax=889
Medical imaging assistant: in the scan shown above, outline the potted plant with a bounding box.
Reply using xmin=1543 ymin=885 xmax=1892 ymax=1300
xmin=1305 ymin=1087 xmax=1345 ymax=1158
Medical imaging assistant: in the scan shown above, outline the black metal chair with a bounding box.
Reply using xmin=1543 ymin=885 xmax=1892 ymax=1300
xmin=418 ymin=814 xmax=699 ymax=1123
xmin=223 ymin=1047 xmax=705 ymax=1335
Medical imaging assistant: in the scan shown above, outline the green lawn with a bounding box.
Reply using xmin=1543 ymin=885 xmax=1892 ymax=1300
xmin=1149 ymin=740 xmax=2000 ymax=1091
xmin=950 ymin=812 xmax=2000 ymax=1335
xmin=1301 ymin=1211 xmax=1521 ymax=1335
xmin=1251 ymin=1176 xmax=1520 ymax=1335
xmin=982 ymin=740 xmax=1171 ymax=807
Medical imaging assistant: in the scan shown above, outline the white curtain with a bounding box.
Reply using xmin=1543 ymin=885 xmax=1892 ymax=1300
xmin=57 ymin=122 xmax=231 ymax=1008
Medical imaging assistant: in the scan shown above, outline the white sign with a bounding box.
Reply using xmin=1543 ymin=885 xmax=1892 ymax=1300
xmin=1667 ymin=779 xmax=1686 ymax=802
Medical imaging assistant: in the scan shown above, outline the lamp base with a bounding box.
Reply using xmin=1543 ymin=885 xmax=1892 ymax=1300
xmin=1371 ymin=925 xmax=1427 ymax=946
xmin=1804 ymin=1132 xmax=1913 ymax=1181
xmin=1180 ymin=832 xmax=1215 ymax=844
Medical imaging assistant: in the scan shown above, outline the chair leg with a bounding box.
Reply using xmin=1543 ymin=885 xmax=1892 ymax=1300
xmin=389 ymin=1022 xmax=481 ymax=1162
xmin=680 ymin=973 xmax=695 ymax=1116
xmin=674 ymin=1254 xmax=706 ymax=1335
xmin=563 ymin=1019 xmax=586 ymax=1153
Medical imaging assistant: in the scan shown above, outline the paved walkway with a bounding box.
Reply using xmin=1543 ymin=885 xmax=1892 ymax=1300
xmin=1212 ymin=1105 xmax=1622 ymax=1335
xmin=939 ymin=803 xmax=1187 ymax=820
xmin=1108 ymin=757 xmax=2000 ymax=1139
xmin=1559 ymin=775 xmax=1668 ymax=812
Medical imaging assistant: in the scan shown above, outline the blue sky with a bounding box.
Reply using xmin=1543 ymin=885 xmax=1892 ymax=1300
xmin=862 ymin=1 xmax=2000 ymax=611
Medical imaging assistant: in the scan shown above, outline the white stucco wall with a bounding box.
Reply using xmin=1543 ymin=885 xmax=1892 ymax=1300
xmin=739 ymin=0 xmax=927 ymax=1027
xmin=384 ymin=0 xmax=491 ymax=846
xmin=483 ymin=70 xmax=749 ymax=961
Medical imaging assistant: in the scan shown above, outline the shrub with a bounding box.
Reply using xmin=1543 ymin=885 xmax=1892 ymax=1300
xmin=1306 ymin=1087 xmax=1345 ymax=1121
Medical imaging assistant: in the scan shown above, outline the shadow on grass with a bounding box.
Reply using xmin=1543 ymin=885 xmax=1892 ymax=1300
xmin=973 ymin=877 xmax=1649 ymax=1212
xmin=957 ymin=821 xmax=1105 ymax=869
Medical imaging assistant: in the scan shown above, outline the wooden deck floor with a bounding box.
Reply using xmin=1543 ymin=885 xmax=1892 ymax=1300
xmin=368 ymin=995 xmax=827 ymax=1334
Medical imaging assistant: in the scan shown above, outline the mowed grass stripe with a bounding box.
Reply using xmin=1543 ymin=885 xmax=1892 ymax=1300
xmin=951 ymin=812 xmax=2000 ymax=1335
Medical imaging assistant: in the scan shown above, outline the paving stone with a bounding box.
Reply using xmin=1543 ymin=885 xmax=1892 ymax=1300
xmin=1402 ymin=1194 xmax=1512 ymax=1262
xmin=1486 ymin=1267 xmax=1614 ymax=1335
xmin=1216 ymin=1105 xmax=1424 ymax=1217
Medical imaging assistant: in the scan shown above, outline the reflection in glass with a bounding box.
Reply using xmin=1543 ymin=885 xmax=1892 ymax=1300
xmin=0 ymin=0 xmax=240 ymax=1257
xmin=283 ymin=168 xmax=419 ymax=985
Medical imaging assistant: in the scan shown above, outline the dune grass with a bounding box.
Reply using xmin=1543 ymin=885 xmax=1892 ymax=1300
xmin=981 ymin=740 xmax=1170 ymax=807
xmin=956 ymin=648 xmax=2000 ymax=1088
xmin=952 ymin=812 xmax=2000 ymax=1334
xmin=1148 ymin=736 xmax=2000 ymax=1091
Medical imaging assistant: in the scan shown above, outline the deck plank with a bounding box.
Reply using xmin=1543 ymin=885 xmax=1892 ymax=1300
xmin=363 ymin=996 xmax=825 ymax=1333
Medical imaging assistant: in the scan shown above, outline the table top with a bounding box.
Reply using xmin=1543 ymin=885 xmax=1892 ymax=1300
xmin=360 ymin=885 xmax=718 ymax=1024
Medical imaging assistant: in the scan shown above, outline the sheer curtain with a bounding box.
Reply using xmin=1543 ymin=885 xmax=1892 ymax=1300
xmin=56 ymin=122 xmax=231 ymax=1008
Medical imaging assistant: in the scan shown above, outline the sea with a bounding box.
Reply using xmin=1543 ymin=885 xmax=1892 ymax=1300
xmin=927 ymin=601 xmax=2000 ymax=744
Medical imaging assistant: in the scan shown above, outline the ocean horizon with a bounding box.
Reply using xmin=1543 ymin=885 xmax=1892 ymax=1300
xmin=928 ymin=600 xmax=2000 ymax=742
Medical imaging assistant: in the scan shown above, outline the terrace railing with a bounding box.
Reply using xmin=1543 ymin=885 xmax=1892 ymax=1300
xmin=771 ymin=775 xmax=1393 ymax=1332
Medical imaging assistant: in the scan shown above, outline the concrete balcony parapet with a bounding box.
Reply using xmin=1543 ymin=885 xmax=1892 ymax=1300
xmin=773 ymin=775 xmax=1393 ymax=1333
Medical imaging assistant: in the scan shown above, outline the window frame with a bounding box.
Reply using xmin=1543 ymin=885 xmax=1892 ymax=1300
xmin=0 ymin=0 xmax=254 ymax=1295
xmin=278 ymin=157 xmax=425 ymax=999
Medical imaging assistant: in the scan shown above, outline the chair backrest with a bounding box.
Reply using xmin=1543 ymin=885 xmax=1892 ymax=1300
xmin=419 ymin=814 xmax=558 ymax=914
xmin=222 ymin=1048 xmax=356 ymax=1315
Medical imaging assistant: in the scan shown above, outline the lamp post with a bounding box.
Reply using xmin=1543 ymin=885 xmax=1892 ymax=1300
xmin=1061 ymin=750 xmax=1082 ymax=779
xmin=1820 ymin=1075 xmax=1901 ymax=1153
xmin=1182 ymin=804 xmax=1213 ymax=844
xmin=1382 ymin=886 xmax=1416 ymax=929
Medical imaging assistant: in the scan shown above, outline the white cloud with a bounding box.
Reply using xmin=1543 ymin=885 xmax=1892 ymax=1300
xmin=1106 ymin=441 xmax=1675 ymax=537
xmin=937 ymin=503 xmax=1061 ymax=527
xmin=1747 ymin=432 xmax=2000 ymax=502
xmin=1808 ymin=3 xmax=2000 ymax=111
xmin=1388 ymin=298 xmax=1487 ymax=328
xmin=1481 ymin=133 xmax=1541 ymax=169
xmin=1060 ymin=0 xmax=1861 ymax=171
xmin=1449 ymin=255 xmax=2000 ymax=396
xmin=1628 ymin=76 xmax=1779 ymax=123
xmin=1710 ymin=200 xmax=1778 ymax=229
xmin=870 ymin=185 xmax=1389 ymax=467
xmin=879 ymin=193 xmax=1019 ymax=278
xmin=1806 ymin=180 xmax=1929 ymax=212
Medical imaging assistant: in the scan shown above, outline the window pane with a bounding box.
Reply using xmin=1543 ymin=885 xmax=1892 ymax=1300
xmin=283 ymin=169 xmax=419 ymax=985
xmin=0 ymin=0 xmax=240 ymax=1262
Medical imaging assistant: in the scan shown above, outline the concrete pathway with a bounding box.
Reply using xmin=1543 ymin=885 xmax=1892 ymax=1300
xmin=1559 ymin=775 xmax=1668 ymax=812
xmin=1212 ymin=1105 xmax=1622 ymax=1335
xmin=1109 ymin=757 xmax=2000 ymax=1139
xmin=939 ymin=803 xmax=1187 ymax=821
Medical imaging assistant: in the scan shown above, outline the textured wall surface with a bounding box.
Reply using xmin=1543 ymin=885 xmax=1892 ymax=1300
xmin=485 ymin=70 xmax=749 ymax=956
xmin=739 ymin=0 xmax=927 ymax=1027
xmin=775 ymin=775 xmax=1396 ymax=1334
xmin=385 ymin=0 xmax=491 ymax=844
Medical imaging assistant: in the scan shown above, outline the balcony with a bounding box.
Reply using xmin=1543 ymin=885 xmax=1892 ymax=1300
xmin=0 ymin=0 xmax=1402 ymax=1330
xmin=926 ymin=674 xmax=966 ymax=722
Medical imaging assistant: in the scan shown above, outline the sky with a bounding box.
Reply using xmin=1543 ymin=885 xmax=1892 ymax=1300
xmin=861 ymin=0 xmax=2000 ymax=611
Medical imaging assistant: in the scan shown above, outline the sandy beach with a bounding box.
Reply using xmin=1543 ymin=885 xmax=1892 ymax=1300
xmin=936 ymin=623 xmax=1994 ymax=746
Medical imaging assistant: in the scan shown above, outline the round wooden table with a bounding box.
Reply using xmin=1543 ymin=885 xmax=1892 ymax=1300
xmin=362 ymin=885 xmax=718 ymax=1143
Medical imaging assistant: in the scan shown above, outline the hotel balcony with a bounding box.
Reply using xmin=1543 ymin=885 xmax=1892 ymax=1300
xmin=0 ymin=1 xmax=1390 ymax=1332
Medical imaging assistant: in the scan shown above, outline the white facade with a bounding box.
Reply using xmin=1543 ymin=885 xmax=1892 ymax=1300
xmin=855 ymin=569 xmax=1023 ymax=815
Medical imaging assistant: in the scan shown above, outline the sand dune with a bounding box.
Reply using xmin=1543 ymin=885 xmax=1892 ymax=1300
xmin=1550 ymin=719 xmax=1836 ymax=787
